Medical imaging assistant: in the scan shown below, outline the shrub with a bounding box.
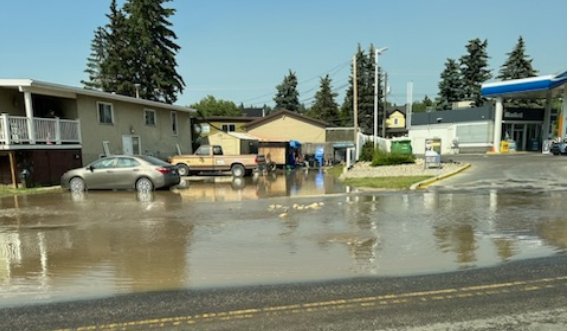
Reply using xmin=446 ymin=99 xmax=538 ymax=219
xmin=359 ymin=141 xmax=375 ymax=162
xmin=371 ymin=149 xmax=416 ymax=166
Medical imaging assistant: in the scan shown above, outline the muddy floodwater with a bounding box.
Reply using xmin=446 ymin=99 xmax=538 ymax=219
xmin=0 ymin=169 xmax=566 ymax=308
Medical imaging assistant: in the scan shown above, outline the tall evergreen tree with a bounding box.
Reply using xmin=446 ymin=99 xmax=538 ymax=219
xmin=497 ymin=36 xmax=538 ymax=81
xmin=340 ymin=44 xmax=384 ymax=133
xmin=436 ymin=58 xmax=464 ymax=110
xmin=459 ymin=38 xmax=492 ymax=107
xmin=122 ymin=0 xmax=184 ymax=103
xmin=83 ymin=0 xmax=184 ymax=103
xmin=274 ymin=70 xmax=300 ymax=112
xmin=307 ymin=75 xmax=339 ymax=125
xmin=99 ymin=0 xmax=131 ymax=95
xmin=497 ymin=36 xmax=540 ymax=108
xmin=82 ymin=27 xmax=108 ymax=90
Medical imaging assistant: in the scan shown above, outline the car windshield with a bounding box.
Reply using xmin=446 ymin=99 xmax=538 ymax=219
xmin=139 ymin=155 xmax=171 ymax=166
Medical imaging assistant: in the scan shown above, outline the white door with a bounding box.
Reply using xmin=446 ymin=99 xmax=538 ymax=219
xmin=122 ymin=135 xmax=141 ymax=155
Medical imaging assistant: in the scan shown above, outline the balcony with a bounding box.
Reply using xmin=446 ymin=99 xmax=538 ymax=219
xmin=0 ymin=113 xmax=81 ymax=149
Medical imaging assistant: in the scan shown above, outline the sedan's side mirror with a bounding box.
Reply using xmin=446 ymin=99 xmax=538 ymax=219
xmin=88 ymin=165 xmax=95 ymax=172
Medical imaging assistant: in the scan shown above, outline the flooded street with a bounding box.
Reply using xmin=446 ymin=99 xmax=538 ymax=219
xmin=0 ymin=166 xmax=566 ymax=308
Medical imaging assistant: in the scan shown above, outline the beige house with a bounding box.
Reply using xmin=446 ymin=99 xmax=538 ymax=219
xmin=0 ymin=79 xmax=195 ymax=187
xmin=243 ymin=109 xmax=328 ymax=144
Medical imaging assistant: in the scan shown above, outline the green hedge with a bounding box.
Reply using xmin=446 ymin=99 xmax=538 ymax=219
xmin=359 ymin=141 xmax=416 ymax=166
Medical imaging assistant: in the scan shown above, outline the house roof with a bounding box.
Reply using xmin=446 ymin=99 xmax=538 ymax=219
xmin=386 ymin=106 xmax=406 ymax=116
xmin=193 ymin=116 xmax=257 ymax=123
xmin=226 ymin=132 xmax=259 ymax=141
xmin=0 ymin=79 xmax=196 ymax=113
xmin=242 ymin=109 xmax=329 ymax=130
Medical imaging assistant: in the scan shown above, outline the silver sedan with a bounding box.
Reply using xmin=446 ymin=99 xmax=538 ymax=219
xmin=60 ymin=155 xmax=181 ymax=192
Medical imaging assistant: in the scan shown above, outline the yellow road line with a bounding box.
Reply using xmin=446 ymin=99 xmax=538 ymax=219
xmin=48 ymin=276 xmax=566 ymax=331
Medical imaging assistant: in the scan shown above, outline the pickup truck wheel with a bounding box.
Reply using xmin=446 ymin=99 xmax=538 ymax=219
xmin=231 ymin=164 xmax=245 ymax=177
xmin=177 ymin=164 xmax=190 ymax=176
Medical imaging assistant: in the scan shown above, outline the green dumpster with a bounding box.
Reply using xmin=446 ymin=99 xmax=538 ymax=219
xmin=391 ymin=140 xmax=413 ymax=155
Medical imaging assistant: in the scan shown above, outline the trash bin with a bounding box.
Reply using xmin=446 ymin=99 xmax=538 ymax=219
xmin=19 ymin=169 xmax=31 ymax=188
xmin=508 ymin=140 xmax=517 ymax=152
xmin=391 ymin=140 xmax=413 ymax=155
xmin=305 ymin=154 xmax=316 ymax=168
xmin=529 ymin=139 xmax=539 ymax=151
xmin=315 ymin=146 xmax=324 ymax=167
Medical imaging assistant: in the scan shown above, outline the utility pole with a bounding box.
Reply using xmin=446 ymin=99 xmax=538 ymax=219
xmin=406 ymin=81 xmax=413 ymax=131
xmin=373 ymin=47 xmax=388 ymax=149
xmin=353 ymin=55 xmax=359 ymax=158
xmin=382 ymin=72 xmax=388 ymax=138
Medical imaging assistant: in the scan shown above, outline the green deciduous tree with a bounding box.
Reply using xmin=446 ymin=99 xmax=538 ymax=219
xmin=274 ymin=70 xmax=300 ymax=112
xmin=191 ymin=95 xmax=240 ymax=117
xmin=437 ymin=58 xmax=464 ymax=110
xmin=459 ymin=38 xmax=492 ymax=107
xmin=412 ymin=95 xmax=434 ymax=113
xmin=307 ymin=75 xmax=339 ymax=125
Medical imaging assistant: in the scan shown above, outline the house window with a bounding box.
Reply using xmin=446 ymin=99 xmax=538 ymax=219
xmin=170 ymin=111 xmax=179 ymax=136
xmin=221 ymin=123 xmax=236 ymax=132
xmin=97 ymin=102 xmax=114 ymax=124
xmin=393 ymin=118 xmax=400 ymax=126
xmin=144 ymin=109 xmax=156 ymax=126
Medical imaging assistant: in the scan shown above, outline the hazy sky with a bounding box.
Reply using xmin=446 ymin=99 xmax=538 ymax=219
xmin=1 ymin=0 xmax=566 ymax=108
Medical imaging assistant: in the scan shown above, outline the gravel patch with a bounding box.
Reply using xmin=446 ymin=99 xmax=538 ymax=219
xmin=339 ymin=158 xmax=465 ymax=179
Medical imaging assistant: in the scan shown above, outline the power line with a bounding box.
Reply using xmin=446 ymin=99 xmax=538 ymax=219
xmin=238 ymin=60 xmax=351 ymax=106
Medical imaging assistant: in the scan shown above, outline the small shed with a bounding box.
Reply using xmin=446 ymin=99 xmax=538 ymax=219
xmin=206 ymin=131 xmax=259 ymax=155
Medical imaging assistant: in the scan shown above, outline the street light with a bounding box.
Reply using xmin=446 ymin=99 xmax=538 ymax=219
xmin=374 ymin=47 xmax=388 ymax=149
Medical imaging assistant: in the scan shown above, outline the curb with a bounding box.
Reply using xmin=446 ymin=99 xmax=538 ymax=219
xmin=409 ymin=163 xmax=472 ymax=190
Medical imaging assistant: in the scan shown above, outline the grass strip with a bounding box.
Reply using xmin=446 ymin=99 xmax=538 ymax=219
xmin=342 ymin=176 xmax=433 ymax=190
xmin=0 ymin=186 xmax=61 ymax=198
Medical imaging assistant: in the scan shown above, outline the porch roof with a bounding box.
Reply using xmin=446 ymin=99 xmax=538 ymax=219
xmin=0 ymin=79 xmax=196 ymax=113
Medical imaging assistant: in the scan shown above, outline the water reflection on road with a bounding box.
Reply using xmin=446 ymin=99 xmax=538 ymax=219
xmin=0 ymin=170 xmax=566 ymax=307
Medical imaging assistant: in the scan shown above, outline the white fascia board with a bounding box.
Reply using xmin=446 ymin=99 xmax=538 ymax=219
xmin=0 ymin=79 xmax=196 ymax=114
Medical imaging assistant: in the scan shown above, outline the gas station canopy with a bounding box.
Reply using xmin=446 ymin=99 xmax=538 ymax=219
xmin=481 ymin=71 xmax=566 ymax=99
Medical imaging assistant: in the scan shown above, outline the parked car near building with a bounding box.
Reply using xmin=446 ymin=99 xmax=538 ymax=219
xmin=550 ymin=139 xmax=567 ymax=155
xmin=61 ymin=155 xmax=181 ymax=192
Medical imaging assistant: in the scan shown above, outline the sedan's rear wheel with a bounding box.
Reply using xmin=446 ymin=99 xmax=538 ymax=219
xmin=136 ymin=177 xmax=154 ymax=192
xmin=69 ymin=177 xmax=86 ymax=192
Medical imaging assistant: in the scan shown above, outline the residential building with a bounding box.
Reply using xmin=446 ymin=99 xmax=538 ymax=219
xmin=0 ymin=79 xmax=195 ymax=187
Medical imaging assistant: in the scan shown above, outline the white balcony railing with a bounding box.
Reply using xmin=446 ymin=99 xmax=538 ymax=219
xmin=0 ymin=114 xmax=81 ymax=145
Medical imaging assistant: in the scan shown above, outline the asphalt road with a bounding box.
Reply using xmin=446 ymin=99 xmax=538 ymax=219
xmin=429 ymin=152 xmax=567 ymax=192
xmin=0 ymin=255 xmax=565 ymax=331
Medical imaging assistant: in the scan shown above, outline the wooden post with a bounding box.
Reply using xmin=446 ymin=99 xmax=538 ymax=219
xmin=9 ymin=151 xmax=18 ymax=189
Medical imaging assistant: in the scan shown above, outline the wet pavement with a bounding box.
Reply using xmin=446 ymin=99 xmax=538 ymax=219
xmin=0 ymin=156 xmax=566 ymax=308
